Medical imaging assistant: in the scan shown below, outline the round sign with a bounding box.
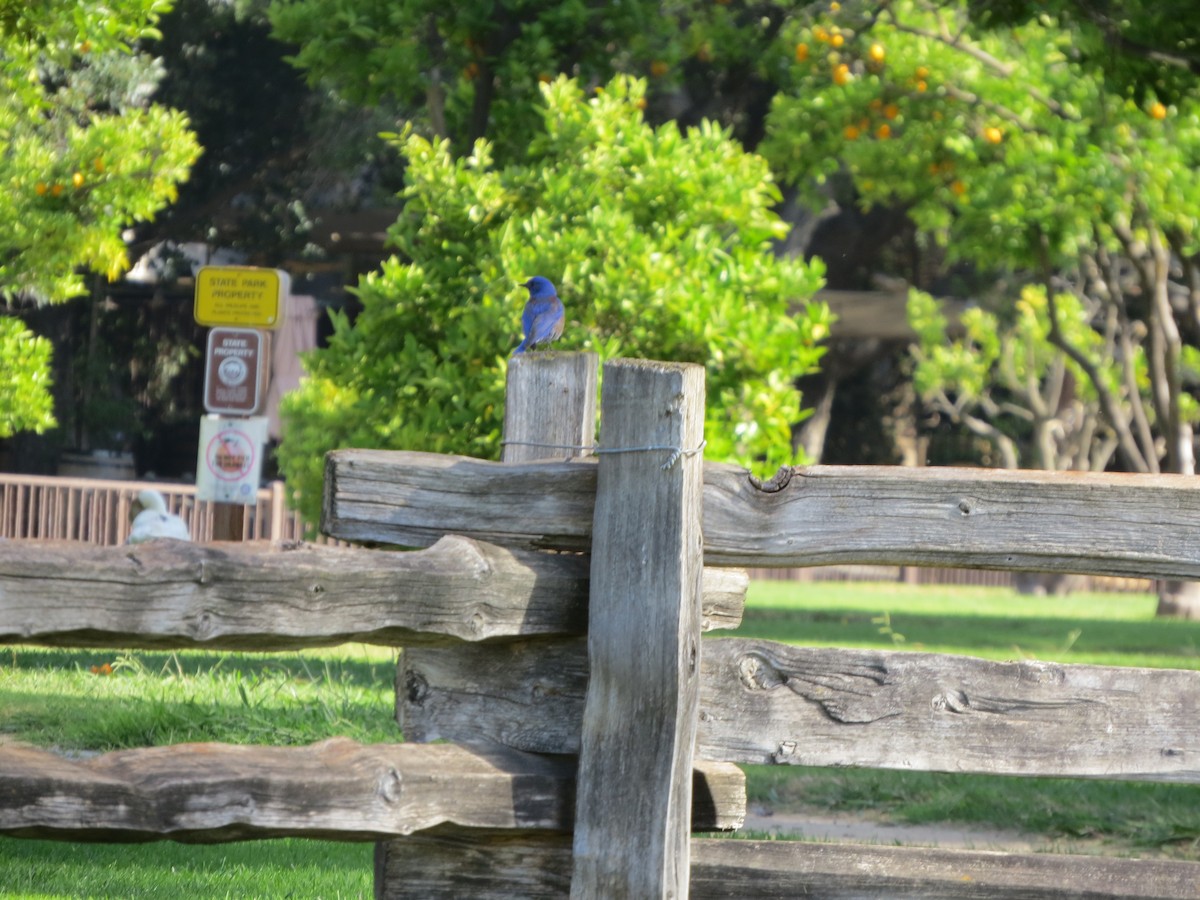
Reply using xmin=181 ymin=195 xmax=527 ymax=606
xmin=204 ymin=427 xmax=257 ymax=482
xmin=217 ymin=355 xmax=249 ymax=387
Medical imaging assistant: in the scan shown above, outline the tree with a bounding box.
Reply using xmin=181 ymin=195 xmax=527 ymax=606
xmin=0 ymin=0 xmax=200 ymax=442
xmin=763 ymin=0 xmax=1200 ymax=611
xmin=267 ymin=0 xmax=684 ymax=161
xmin=0 ymin=0 xmax=200 ymax=301
xmin=908 ymin=285 xmax=1133 ymax=472
xmin=277 ymin=76 xmax=830 ymax=522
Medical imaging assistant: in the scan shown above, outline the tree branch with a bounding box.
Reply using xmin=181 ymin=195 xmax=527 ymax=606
xmin=1037 ymin=230 xmax=1150 ymax=472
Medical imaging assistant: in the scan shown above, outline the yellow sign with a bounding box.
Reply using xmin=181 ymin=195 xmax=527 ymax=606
xmin=194 ymin=266 xmax=288 ymax=328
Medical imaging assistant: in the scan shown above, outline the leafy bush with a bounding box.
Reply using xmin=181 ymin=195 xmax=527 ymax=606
xmin=278 ymin=76 xmax=829 ymax=522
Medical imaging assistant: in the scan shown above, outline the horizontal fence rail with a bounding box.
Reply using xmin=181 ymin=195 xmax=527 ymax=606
xmin=378 ymin=830 xmax=1200 ymax=900
xmin=395 ymin=637 xmax=1200 ymax=783
xmin=0 ymin=540 xmax=747 ymax=650
xmin=325 ymin=450 xmax=1200 ymax=579
xmin=0 ymin=473 xmax=313 ymax=544
xmin=0 ymin=740 xmax=744 ymax=842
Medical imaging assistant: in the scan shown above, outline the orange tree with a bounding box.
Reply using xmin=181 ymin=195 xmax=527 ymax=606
xmin=0 ymin=0 xmax=199 ymax=436
xmin=763 ymin=0 xmax=1200 ymax=479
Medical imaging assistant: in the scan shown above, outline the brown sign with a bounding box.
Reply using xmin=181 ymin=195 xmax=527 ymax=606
xmin=204 ymin=327 xmax=267 ymax=415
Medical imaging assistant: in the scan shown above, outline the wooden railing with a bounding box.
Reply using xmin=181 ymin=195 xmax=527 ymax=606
xmin=0 ymin=474 xmax=313 ymax=544
xmin=1 ymin=352 xmax=1198 ymax=898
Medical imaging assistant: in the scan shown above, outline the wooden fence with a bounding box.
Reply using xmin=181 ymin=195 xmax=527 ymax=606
xmin=0 ymin=474 xmax=312 ymax=544
xmin=2 ymin=352 xmax=1199 ymax=898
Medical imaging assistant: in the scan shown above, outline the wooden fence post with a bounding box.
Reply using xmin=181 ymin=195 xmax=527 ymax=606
xmin=502 ymin=352 xmax=599 ymax=464
xmin=376 ymin=350 xmax=599 ymax=899
xmin=571 ymin=359 xmax=705 ymax=899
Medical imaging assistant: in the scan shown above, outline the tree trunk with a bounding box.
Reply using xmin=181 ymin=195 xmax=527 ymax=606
xmin=1156 ymin=424 xmax=1200 ymax=618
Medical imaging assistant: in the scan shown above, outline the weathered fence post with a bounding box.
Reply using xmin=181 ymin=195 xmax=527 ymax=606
xmin=502 ymin=352 xmax=600 ymax=464
xmin=376 ymin=350 xmax=600 ymax=899
xmin=571 ymin=359 xmax=705 ymax=899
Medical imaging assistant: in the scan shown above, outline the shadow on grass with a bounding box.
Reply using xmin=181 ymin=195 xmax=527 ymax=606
xmin=733 ymin=607 xmax=1200 ymax=664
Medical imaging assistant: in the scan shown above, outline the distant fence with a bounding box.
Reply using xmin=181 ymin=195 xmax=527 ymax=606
xmin=1 ymin=352 xmax=1198 ymax=899
xmin=0 ymin=474 xmax=314 ymax=544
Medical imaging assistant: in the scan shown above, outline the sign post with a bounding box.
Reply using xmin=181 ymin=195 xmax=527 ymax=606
xmin=194 ymin=266 xmax=287 ymax=540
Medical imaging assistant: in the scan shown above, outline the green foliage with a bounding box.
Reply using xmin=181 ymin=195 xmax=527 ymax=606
xmin=762 ymin=0 xmax=1200 ymax=473
xmin=268 ymin=0 xmax=681 ymax=160
xmin=0 ymin=316 xmax=55 ymax=438
xmin=279 ymin=76 xmax=829 ymax=522
xmin=0 ymin=0 xmax=199 ymax=440
xmin=762 ymin=0 xmax=1200 ymax=271
xmin=0 ymin=0 xmax=201 ymax=302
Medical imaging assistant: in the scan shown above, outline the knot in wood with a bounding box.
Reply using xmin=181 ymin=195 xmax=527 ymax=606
xmin=958 ymin=499 xmax=973 ymax=515
xmin=931 ymin=690 xmax=970 ymax=713
xmin=405 ymin=670 xmax=429 ymax=705
xmin=379 ymin=768 xmax=403 ymax=803
xmin=737 ymin=651 xmax=787 ymax=691
xmin=748 ymin=465 xmax=794 ymax=493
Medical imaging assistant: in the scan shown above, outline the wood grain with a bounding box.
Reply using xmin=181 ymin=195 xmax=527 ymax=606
xmin=0 ymin=741 xmax=742 ymax=843
xmin=0 ymin=739 xmax=574 ymax=842
xmin=0 ymin=538 xmax=744 ymax=649
xmin=571 ymin=359 xmax=706 ymax=899
xmin=700 ymin=640 xmax=1200 ymax=780
xmin=502 ymin=351 xmax=599 ymax=463
xmin=376 ymin=829 xmax=1200 ymax=899
xmin=401 ymin=637 xmax=1200 ymax=783
xmin=324 ymin=453 xmax=1200 ymax=578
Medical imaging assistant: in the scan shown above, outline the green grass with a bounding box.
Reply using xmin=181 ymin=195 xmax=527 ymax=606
xmin=0 ymin=646 xmax=396 ymax=898
xmin=736 ymin=580 xmax=1200 ymax=855
xmin=0 ymin=646 xmax=399 ymax=751
xmin=0 ymin=839 xmax=371 ymax=899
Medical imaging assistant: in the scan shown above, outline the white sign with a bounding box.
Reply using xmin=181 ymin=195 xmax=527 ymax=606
xmin=196 ymin=415 xmax=268 ymax=504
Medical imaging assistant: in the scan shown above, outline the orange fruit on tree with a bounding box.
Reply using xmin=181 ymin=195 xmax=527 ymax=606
xmin=650 ymin=60 xmax=669 ymax=77
xmin=844 ymin=124 xmax=861 ymax=140
xmin=50 ymin=183 xmax=63 ymax=197
xmin=1149 ymin=101 xmax=1167 ymax=120
xmin=983 ymin=126 xmax=1003 ymax=144
xmin=832 ymin=63 xmax=851 ymax=85
xmin=795 ymin=43 xmax=809 ymax=62
xmin=916 ymin=65 xmax=929 ymax=79
xmin=813 ymin=25 xmax=829 ymax=43
xmin=831 ymin=33 xmax=844 ymax=48
xmin=915 ymin=79 xmax=928 ymax=92
xmin=72 ymin=172 xmax=84 ymax=188
xmin=876 ymin=123 xmax=891 ymax=139
xmin=950 ymin=179 xmax=966 ymax=196
xmin=883 ymin=103 xmax=899 ymax=120
xmin=868 ymin=43 xmax=885 ymax=63
xmin=35 ymin=182 xmax=47 ymax=196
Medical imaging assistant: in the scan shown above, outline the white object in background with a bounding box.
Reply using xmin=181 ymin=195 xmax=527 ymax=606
xmin=127 ymin=489 xmax=191 ymax=543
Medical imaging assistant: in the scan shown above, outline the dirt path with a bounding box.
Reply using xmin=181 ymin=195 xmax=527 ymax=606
xmin=744 ymin=805 xmax=1076 ymax=854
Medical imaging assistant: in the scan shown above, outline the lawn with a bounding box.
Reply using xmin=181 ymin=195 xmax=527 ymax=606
xmin=736 ymin=580 xmax=1200 ymax=857
xmin=2 ymin=579 xmax=1199 ymax=896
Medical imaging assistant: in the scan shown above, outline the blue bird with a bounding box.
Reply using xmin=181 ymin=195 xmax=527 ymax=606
xmin=513 ymin=276 xmax=564 ymax=355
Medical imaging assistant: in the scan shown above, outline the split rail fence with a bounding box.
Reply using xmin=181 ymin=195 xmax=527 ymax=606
xmin=1 ymin=352 xmax=1199 ymax=898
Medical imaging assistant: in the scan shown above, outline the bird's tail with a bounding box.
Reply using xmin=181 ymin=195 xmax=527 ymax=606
xmin=512 ymin=340 xmax=528 ymax=356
